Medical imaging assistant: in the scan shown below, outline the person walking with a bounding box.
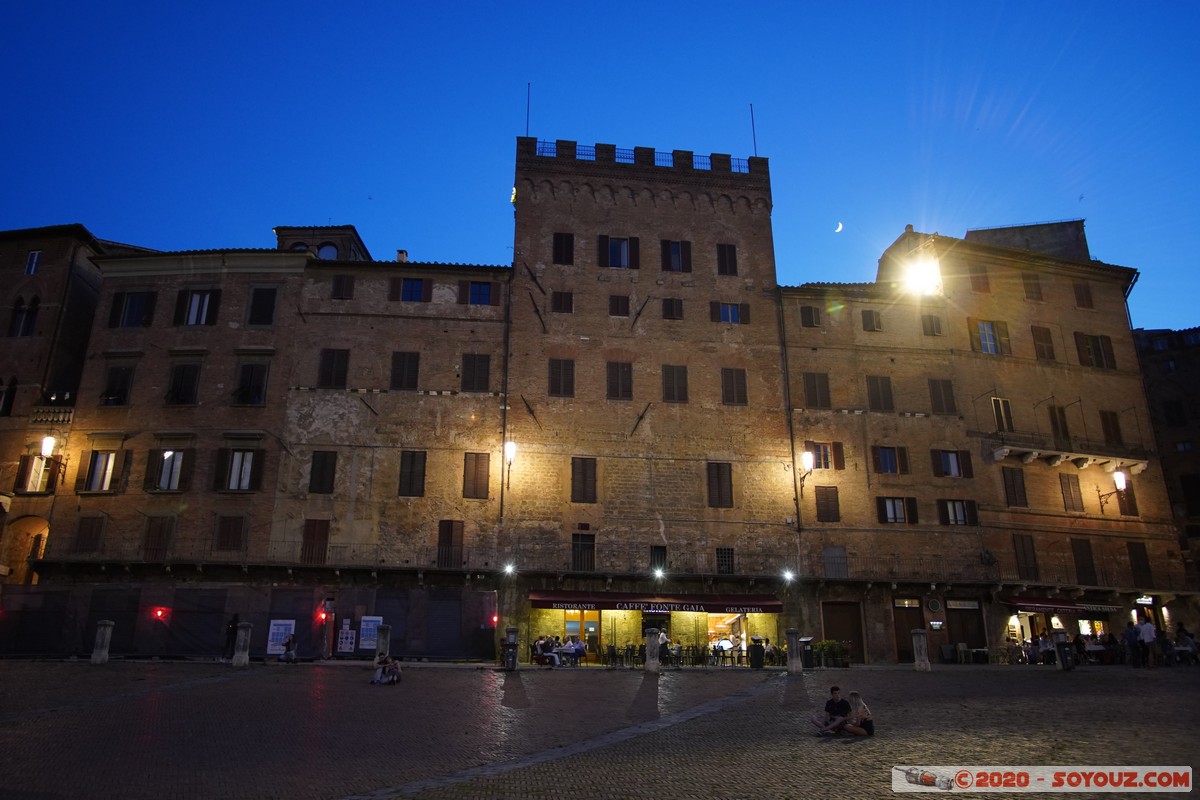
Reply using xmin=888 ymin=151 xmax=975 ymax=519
xmin=1139 ymin=617 xmax=1158 ymax=668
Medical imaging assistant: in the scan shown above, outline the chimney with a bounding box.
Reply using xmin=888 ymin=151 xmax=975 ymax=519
xmin=396 ymin=249 xmax=408 ymax=263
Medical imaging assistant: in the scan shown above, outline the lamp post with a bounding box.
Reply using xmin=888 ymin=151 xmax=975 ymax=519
xmin=504 ymin=441 xmax=516 ymax=490
xmin=1097 ymin=471 xmax=1127 ymax=514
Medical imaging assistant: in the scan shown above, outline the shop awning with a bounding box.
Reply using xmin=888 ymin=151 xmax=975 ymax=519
xmin=528 ymin=590 xmax=783 ymax=613
xmin=1001 ymin=596 xmax=1123 ymax=616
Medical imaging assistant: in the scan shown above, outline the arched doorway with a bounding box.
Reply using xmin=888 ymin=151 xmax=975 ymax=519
xmin=2 ymin=514 xmax=50 ymax=584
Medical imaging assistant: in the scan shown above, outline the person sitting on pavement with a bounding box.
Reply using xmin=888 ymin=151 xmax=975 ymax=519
xmin=279 ymin=633 xmax=297 ymax=663
xmin=810 ymin=685 xmax=850 ymax=735
xmin=372 ymin=653 xmax=400 ymax=684
xmin=841 ymin=691 xmax=874 ymax=737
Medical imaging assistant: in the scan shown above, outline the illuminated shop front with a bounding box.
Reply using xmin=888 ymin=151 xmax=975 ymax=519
xmin=1002 ymin=596 xmax=1124 ymax=642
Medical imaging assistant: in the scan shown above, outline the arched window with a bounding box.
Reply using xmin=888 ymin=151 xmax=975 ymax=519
xmin=317 ymin=243 xmax=338 ymax=260
xmin=8 ymin=297 xmax=37 ymax=337
xmin=21 ymin=297 xmax=38 ymax=336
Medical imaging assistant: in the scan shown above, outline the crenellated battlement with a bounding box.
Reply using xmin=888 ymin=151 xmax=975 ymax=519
xmin=516 ymin=136 xmax=769 ymax=182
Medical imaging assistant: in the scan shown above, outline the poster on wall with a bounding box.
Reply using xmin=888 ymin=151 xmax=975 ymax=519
xmin=337 ymin=620 xmax=357 ymax=654
xmin=359 ymin=616 xmax=383 ymax=650
xmin=267 ymin=619 xmax=296 ymax=655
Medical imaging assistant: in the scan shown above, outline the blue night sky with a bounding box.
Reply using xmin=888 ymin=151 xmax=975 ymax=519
xmin=4 ymin=2 xmax=1198 ymax=330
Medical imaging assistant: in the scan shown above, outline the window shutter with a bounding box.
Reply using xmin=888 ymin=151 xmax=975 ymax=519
xmin=248 ymin=449 xmax=265 ymax=491
xmin=75 ymin=450 xmax=93 ymax=493
xmin=803 ymin=440 xmax=816 ymax=457
xmin=489 ymin=283 xmax=500 ymax=306
xmin=144 ymin=449 xmax=161 ymax=490
xmin=898 ymin=447 xmax=909 ymax=474
xmin=930 ymin=450 xmax=944 ymax=477
xmin=966 ymin=500 xmax=978 ymax=525
xmin=212 ymin=448 xmax=231 ymax=490
xmin=457 ymin=281 xmax=469 ymax=304
xmin=597 ymin=235 xmax=609 ymax=267
xmin=1100 ymin=335 xmax=1115 ymax=369
xmin=905 ymin=497 xmax=919 ymax=524
xmin=740 ymin=303 xmax=750 ymax=324
xmin=178 ymin=449 xmax=195 ymax=490
xmin=108 ymin=294 xmax=125 ymax=327
xmin=710 ymin=301 xmax=720 ymax=322
xmin=141 ymin=292 xmax=156 ymax=326
xmin=832 ymin=442 xmax=845 ymax=470
xmin=967 ymin=317 xmax=981 ymax=352
xmin=388 ymin=278 xmax=402 ymax=301
xmin=861 ymin=309 xmax=873 ymax=330
xmin=206 ymin=290 xmax=221 ymax=324
xmin=937 ymin=500 xmax=950 ymax=525
xmin=996 ymin=321 xmax=1011 ymax=355
xmin=422 ymin=280 xmax=432 ymax=302
xmin=871 ymin=446 xmax=882 ymax=473
xmin=628 ymin=237 xmax=639 ymax=269
xmin=1074 ymin=332 xmax=1090 ymax=365
xmin=660 ymin=240 xmax=671 ymax=270
xmin=45 ymin=456 xmax=62 ymax=492
xmin=876 ymin=497 xmax=888 ymax=523
xmin=681 ymin=240 xmax=692 ymax=272
xmin=173 ymin=291 xmax=188 ymax=325
xmin=959 ymin=450 xmax=973 ymax=478
xmin=14 ymin=455 xmax=31 ymax=492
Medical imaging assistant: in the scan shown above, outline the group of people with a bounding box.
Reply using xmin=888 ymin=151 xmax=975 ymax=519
xmin=1122 ymin=619 xmax=1198 ymax=667
xmin=810 ymin=685 xmax=874 ymax=737
xmin=533 ymin=634 xmax=586 ymax=667
xmin=371 ymin=652 xmax=401 ymax=684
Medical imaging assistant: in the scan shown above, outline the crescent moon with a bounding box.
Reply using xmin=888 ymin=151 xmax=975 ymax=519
xmin=835 ymin=222 xmax=843 ymax=233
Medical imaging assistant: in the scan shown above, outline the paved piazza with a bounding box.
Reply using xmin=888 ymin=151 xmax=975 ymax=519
xmin=0 ymin=659 xmax=1196 ymax=799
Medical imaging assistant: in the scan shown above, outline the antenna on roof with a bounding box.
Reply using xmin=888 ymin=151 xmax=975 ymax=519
xmin=750 ymin=104 xmax=758 ymax=157
xmin=525 ymin=83 xmax=531 ymax=138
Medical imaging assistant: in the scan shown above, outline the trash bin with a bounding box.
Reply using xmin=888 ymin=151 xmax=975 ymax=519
xmin=799 ymin=636 xmax=815 ymax=669
xmin=501 ymin=627 xmax=519 ymax=671
xmin=748 ymin=638 xmax=765 ymax=669
xmin=1053 ymin=631 xmax=1074 ymax=671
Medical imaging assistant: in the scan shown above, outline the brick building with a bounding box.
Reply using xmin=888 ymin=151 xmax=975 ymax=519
xmin=0 ymin=139 xmax=1193 ymax=663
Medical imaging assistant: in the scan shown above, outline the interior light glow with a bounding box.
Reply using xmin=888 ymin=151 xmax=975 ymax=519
xmin=1113 ymin=471 xmax=1127 ymax=491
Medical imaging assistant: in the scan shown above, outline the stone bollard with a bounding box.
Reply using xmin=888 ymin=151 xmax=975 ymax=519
xmin=785 ymin=628 xmax=803 ymax=674
xmin=912 ymin=628 xmax=931 ymax=672
xmin=644 ymin=628 xmax=660 ymax=674
xmin=231 ymin=622 xmax=253 ymax=667
xmin=91 ymin=620 xmax=114 ymax=665
xmin=375 ymin=624 xmax=392 ymax=659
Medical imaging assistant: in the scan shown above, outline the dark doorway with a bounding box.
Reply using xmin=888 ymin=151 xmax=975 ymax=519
xmin=892 ymin=601 xmax=923 ymax=662
xmin=946 ymin=603 xmax=987 ymax=649
xmin=821 ymin=601 xmax=864 ymax=664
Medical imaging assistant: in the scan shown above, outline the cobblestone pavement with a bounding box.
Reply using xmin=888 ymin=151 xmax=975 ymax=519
xmin=0 ymin=660 xmax=1197 ymax=800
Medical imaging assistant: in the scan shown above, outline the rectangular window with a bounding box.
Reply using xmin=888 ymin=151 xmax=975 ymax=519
xmin=551 ymin=291 xmax=574 ymax=313
xmin=607 ymin=361 xmax=633 ymax=400
xmin=662 ymin=365 xmax=688 ymax=403
xmin=662 ymin=298 xmax=684 ymax=320
xmin=1049 ymin=405 xmax=1070 ymax=444
xmin=877 ymin=497 xmax=917 ymax=524
xmin=102 ymin=365 xmax=134 ymax=406
xmin=165 ymin=363 xmax=201 ymax=405
xmin=463 ymin=452 xmax=489 ymax=499
xmin=814 ymin=486 xmax=840 ymax=522
xmin=1073 ymin=281 xmax=1094 ymax=309
xmin=938 ymin=499 xmax=977 ymax=526
xmin=331 ymin=275 xmax=354 ymax=300
xmin=707 ymin=462 xmax=733 ymax=508
xmin=318 ymin=349 xmax=349 ymax=389
xmin=548 ymin=358 xmax=575 ymax=397
xmin=143 ymin=516 xmax=174 ymax=561
xmin=173 ymin=289 xmax=220 ymax=326
xmin=661 ymin=239 xmax=692 ymax=272
xmin=437 ymin=519 xmax=464 ymax=568
xmin=1060 ymin=473 xmax=1084 ymax=512
xmin=8 ymin=299 xmax=36 ymax=337
xmin=969 ymin=263 xmax=990 ymax=293
xmin=390 ymin=352 xmax=419 ymax=390
xmin=108 ymin=291 xmax=156 ymax=328
xmin=715 ymin=546 xmax=735 ymax=574
xmin=597 ymin=235 xmax=639 ymax=269
xmin=1100 ymin=410 xmax=1123 ymax=446
xmin=871 ymin=445 xmax=909 ymax=474
xmin=234 ymin=362 xmax=269 ymax=405
xmin=824 ymin=544 xmax=849 ymax=579
xmin=721 ymin=368 xmax=747 ymax=405
xmin=650 ymin=545 xmax=667 ymax=571
xmin=716 ymin=244 xmax=738 ymax=276
xmin=803 ymin=372 xmax=831 ymax=409
xmin=804 ymin=441 xmax=845 ymax=471
xmin=800 ymin=306 xmax=821 ymax=327
xmin=82 ymin=450 xmax=118 ymax=492
xmin=1002 ymin=466 xmax=1027 ymax=507
xmin=147 ymin=449 xmax=186 ymax=491
xmin=1127 ymin=541 xmax=1152 ymax=586
xmin=25 ymin=251 xmax=41 ymax=275
xmin=609 ymin=295 xmax=630 ymax=317
xmin=552 ymin=232 xmax=575 ymax=265
xmin=931 ymin=449 xmax=973 ymax=478
xmin=921 ymin=314 xmax=943 ymax=336
xmin=301 ymin=519 xmax=329 ymax=566
xmin=968 ymin=318 xmax=1012 ymax=355
xmin=712 ymin=302 xmax=750 ymax=325
xmin=928 ymin=379 xmax=957 ymax=414
xmin=571 ymin=533 xmax=596 ymax=572
xmin=309 ymin=451 xmax=337 ymax=494
xmin=219 ymin=449 xmax=260 ymax=491
xmin=17 ymin=454 xmax=61 ymax=493
xmin=1021 ymin=272 xmax=1043 ymax=301
xmin=1075 ymin=333 xmax=1116 ymax=369
xmin=1031 ymin=326 xmax=1056 ymax=361
xmin=1071 ymin=539 xmax=1098 ymax=585
xmin=1164 ymin=400 xmax=1186 ymax=427
xmin=571 ymin=457 xmax=597 ymax=503
xmin=1117 ymin=479 xmax=1139 ymax=516
xmin=461 ymin=354 xmax=490 ymax=392
xmin=398 ymin=450 xmax=427 ymax=497
xmin=866 ymin=375 xmax=893 ymax=412
xmin=247 ymin=287 xmax=277 ymax=326
xmin=992 ymin=397 xmax=1014 ymax=432
xmin=396 ymin=277 xmax=430 ymax=302
xmin=861 ymin=309 xmax=882 ymax=331
xmin=215 ymin=516 xmax=245 ymax=552
xmin=1014 ymin=533 xmax=1039 ymax=581
xmin=74 ymin=517 xmax=105 ymax=553
xmin=466 ymin=281 xmax=494 ymax=305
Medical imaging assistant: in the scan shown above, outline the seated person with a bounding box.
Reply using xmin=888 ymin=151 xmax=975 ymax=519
xmin=573 ymin=638 xmax=587 ymax=664
xmin=372 ymin=653 xmax=400 ymax=684
xmin=279 ymin=634 xmax=297 ymax=663
xmin=537 ymin=636 xmax=560 ymax=667
xmin=810 ymin=685 xmax=850 ymax=735
xmin=842 ymin=691 xmax=874 ymax=737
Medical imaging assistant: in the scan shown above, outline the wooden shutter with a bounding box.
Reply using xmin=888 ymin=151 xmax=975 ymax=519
xmin=740 ymin=303 xmax=751 ymax=324
xmin=75 ymin=450 xmax=93 ymax=492
xmin=173 ymin=291 xmax=188 ymax=325
xmin=897 ymin=447 xmax=909 ymax=474
xmin=177 ymin=449 xmax=194 ymax=490
xmin=965 ymin=500 xmax=978 ymax=525
xmin=1100 ymin=335 xmax=1115 ymax=369
xmin=489 ymin=282 xmax=500 ymax=306
xmin=628 ymin=237 xmax=639 ymax=269
xmin=959 ymin=451 xmax=973 ymax=478
xmin=815 ymin=486 xmax=840 ymax=522
xmin=144 ymin=449 xmax=162 ymax=490
xmin=930 ymin=449 xmax=944 ymax=477
xmin=206 ymin=290 xmax=221 ymax=324
xmin=876 ymin=497 xmax=888 ymax=523
xmin=389 ymin=277 xmax=402 ymax=301
xmin=661 ymin=240 xmax=672 ymax=270
xmin=248 ymin=449 xmax=264 ymax=491
xmin=681 ymin=240 xmax=691 ymax=272
xmin=1074 ymin=331 xmax=1090 ymax=366
xmin=597 ymin=235 xmax=609 ymax=267
xmin=967 ymin=317 xmax=981 ymax=352
xmin=422 ymin=279 xmax=432 ymax=302
xmin=710 ymin=301 xmax=721 ymax=322
xmin=212 ymin=448 xmax=231 ymax=490
xmin=905 ymin=497 xmax=919 ymax=524
xmin=457 ymin=280 xmax=469 ymax=304
xmin=995 ymin=321 xmax=1011 ymax=355
xmin=831 ymin=442 xmax=845 ymax=470
xmin=108 ymin=293 xmax=125 ymax=327
xmin=937 ymin=500 xmax=950 ymax=525
xmin=871 ymin=446 xmax=883 ymax=473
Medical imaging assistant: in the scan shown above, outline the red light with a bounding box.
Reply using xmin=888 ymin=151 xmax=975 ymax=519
xmin=317 ymin=610 xmax=328 ymax=622
xmin=492 ymin=615 xmax=498 ymax=626
xmin=152 ymin=607 xmax=168 ymax=620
